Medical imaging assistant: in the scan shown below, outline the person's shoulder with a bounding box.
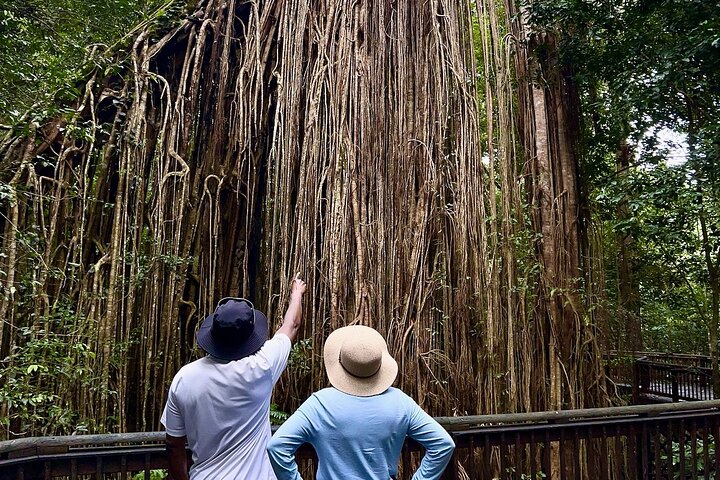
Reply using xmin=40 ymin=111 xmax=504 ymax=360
xmin=300 ymin=387 xmax=340 ymax=408
xmin=280 ymin=389 xmax=328 ymax=418
xmin=256 ymin=333 xmax=291 ymax=356
xmin=311 ymin=387 xmax=337 ymax=399
xmin=385 ymin=387 xmax=411 ymax=399
xmin=383 ymin=387 xmax=421 ymax=408
xmin=175 ymin=357 xmax=211 ymax=377
xmin=167 ymin=357 xmax=210 ymax=391
xmin=251 ymin=334 xmax=291 ymax=367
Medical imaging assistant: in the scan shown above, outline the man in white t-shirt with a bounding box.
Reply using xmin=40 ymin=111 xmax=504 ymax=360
xmin=161 ymin=274 xmax=307 ymax=480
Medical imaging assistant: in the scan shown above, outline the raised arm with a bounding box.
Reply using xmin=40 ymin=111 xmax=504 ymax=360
xmin=276 ymin=273 xmax=307 ymax=343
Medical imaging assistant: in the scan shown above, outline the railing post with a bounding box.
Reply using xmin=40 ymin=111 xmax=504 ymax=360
xmin=635 ymin=414 xmax=649 ymax=479
xmin=672 ymin=371 xmax=680 ymax=402
xmin=633 ymin=360 xmax=641 ymax=404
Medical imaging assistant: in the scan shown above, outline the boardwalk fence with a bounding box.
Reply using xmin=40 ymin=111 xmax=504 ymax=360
xmin=606 ymin=352 xmax=714 ymax=403
xmin=2 ymin=400 xmax=720 ymax=479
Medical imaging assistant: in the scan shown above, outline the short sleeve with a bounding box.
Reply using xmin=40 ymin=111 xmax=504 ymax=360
xmin=161 ymin=377 xmax=186 ymax=437
xmin=256 ymin=333 xmax=292 ymax=383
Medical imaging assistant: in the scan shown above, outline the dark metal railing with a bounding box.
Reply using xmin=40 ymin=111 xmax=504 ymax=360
xmin=0 ymin=432 xmax=166 ymax=480
xmin=440 ymin=400 xmax=720 ymax=479
xmin=635 ymin=360 xmax=714 ymax=402
xmin=3 ymin=401 xmax=720 ymax=479
xmin=608 ymin=351 xmax=713 ymax=369
xmin=606 ymin=352 xmax=715 ymax=403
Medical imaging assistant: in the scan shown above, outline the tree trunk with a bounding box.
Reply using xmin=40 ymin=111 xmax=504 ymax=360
xmin=699 ymin=210 xmax=720 ymax=397
xmin=509 ymin=1 xmax=607 ymax=413
xmin=689 ymin=97 xmax=719 ymax=399
xmin=616 ymin=139 xmax=643 ymax=353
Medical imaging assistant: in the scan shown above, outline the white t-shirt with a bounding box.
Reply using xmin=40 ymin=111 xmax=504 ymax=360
xmin=161 ymin=333 xmax=292 ymax=480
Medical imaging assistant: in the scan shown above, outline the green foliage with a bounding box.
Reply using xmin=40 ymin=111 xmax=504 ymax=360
xmin=521 ymin=473 xmax=546 ymax=480
xmin=131 ymin=470 xmax=167 ymax=480
xmin=604 ymin=352 xmax=634 ymax=370
xmin=529 ymin=0 xmax=720 ymax=184
xmin=0 ymin=0 xmax=181 ymax=123
xmin=661 ymin=435 xmax=716 ymax=479
xmin=269 ymin=403 xmax=289 ymax=425
xmin=0 ymin=298 xmax=99 ymax=436
xmin=595 ymin=161 xmax=719 ymax=352
xmin=288 ymin=338 xmax=313 ymax=375
xmin=528 ymin=0 xmax=720 ymax=354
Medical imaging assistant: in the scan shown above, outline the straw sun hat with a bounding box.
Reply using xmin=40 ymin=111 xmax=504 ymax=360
xmin=323 ymin=325 xmax=398 ymax=397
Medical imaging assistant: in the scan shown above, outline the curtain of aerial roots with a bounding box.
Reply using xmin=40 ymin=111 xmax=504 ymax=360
xmin=0 ymin=0 xmax=606 ymax=440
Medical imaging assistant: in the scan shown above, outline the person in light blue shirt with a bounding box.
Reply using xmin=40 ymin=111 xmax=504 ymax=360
xmin=267 ymin=325 xmax=455 ymax=480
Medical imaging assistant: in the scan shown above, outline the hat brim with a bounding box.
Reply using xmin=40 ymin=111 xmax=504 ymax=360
xmin=196 ymin=309 xmax=269 ymax=361
xmin=323 ymin=325 xmax=398 ymax=397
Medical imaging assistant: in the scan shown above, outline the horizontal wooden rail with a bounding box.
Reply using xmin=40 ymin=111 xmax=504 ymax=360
xmin=608 ymin=351 xmax=712 ymax=368
xmin=435 ymin=398 xmax=720 ymax=428
xmin=3 ymin=401 xmax=720 ymax=479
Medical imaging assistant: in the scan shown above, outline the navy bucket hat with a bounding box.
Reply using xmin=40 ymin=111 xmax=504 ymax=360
xmin=196 ymin=297 xmax=269 ymax=361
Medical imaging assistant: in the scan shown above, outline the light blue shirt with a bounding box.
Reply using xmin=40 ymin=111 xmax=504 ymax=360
xmin=267 ymin=387 xmax=455 ymax=480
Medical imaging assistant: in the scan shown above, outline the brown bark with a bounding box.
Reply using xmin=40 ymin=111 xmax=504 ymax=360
xmin=699 ymin=210 xmax=720 ymax=398
xmin=508 ymin=0 xmax=608 ymax=414
xmin=615 ymin=139 xmax=643 ymax=353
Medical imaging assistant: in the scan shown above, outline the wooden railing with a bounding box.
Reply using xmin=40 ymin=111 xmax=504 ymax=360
xmin=606 ymin=352 xmax=715 ymax=403
xmin=608 ymin=351 xmax=713 ymax=369
xmin=3 ymin=401 xmax=720 ymax=479
xmin=635 ymin=360 xmax=713 ymax=402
